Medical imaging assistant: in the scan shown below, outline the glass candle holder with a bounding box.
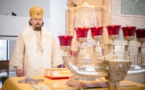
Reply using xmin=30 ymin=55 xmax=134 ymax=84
xmin=106 ymin=25 xmax=121 ymax=40
xmin=58 ymin=35 xmax=73 ymax=51
xmin=135 ymin=28 xmax=145 ymax=43
xmin=135 ymin=28 xmax=145 ymax=65
xmin=75 ymin=27 xmax=89 ymax=43
xmin=122 ymin=26 xmax=136 ymax=41
xmin=90 ymin=26 xmax=103 ymax=41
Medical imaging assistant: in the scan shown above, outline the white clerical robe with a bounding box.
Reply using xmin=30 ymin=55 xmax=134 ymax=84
xmin=9 ymin=25 xmax=63 ymax=77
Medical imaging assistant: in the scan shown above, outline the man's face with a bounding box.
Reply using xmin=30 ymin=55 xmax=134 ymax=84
xmin=30 ymin=18 xmax=43 ymax=31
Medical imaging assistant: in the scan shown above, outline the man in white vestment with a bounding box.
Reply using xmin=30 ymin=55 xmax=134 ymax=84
xmin=9 ymin=5 xmax=63 ymax=77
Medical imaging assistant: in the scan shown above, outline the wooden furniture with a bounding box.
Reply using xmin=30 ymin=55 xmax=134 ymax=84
xmin=0 ymin=60 xmax=9 ymax=77
xmin=0 ymin=60 xmax=9 ymax=85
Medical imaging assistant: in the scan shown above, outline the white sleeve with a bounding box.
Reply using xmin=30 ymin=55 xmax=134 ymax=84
xmin=51 ymin=37 xmax=63 ymax=67
xmin=9 ymin=34 xmax=25 ymax=69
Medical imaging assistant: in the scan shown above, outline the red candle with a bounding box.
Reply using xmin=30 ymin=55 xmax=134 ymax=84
xmin=136 ymin=28 xmax=145 ymax=38
xmin=90 ymin=26 xmax=103 ymax=36
xmin=122 ymin=26 xmax=136 ymax=37
xmin=106 ymin=25 xmax=121 ymax=35
xmin=75 ymin=27 xmax=89 ymax=38
xmin=58 ymin=35 xmax=73 ymax=46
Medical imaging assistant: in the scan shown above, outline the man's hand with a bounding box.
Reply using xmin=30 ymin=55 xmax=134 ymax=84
xmin=16 ymin=69 xmax=24 ymax=77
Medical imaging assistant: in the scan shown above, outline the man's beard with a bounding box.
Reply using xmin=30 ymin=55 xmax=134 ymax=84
xmin=34 ymin=24 xmax=42 ymax=31
xmin=34 ymin=27 xmax=41 ymax=31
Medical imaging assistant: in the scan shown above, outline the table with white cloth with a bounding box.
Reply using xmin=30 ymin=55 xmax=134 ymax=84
xmin=1 ymin=76 xmax=145 ymax=90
